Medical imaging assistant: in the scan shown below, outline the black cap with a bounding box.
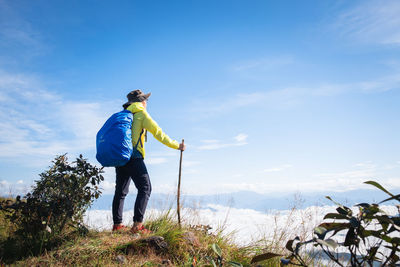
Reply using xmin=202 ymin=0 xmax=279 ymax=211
xmin=122 ymin=89 xmax=151 ymax=108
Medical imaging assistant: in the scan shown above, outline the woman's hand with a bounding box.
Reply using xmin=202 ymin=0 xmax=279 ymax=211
xmin=178 ymin=142 xmax=186 ymax=151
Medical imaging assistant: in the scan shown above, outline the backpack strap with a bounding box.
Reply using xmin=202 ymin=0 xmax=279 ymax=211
xmin=134 ymin=129 xmax=144 ymax=151
xmin=131 ymin=112 xmax=144 ymax=157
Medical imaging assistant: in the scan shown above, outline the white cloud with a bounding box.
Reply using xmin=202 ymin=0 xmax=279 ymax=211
xmin=190 ymin=71 xmax=400 ymax=117
xmin=264 ymin=164 xmax=292 ymax=173
xmin=315 ymin=169 xmax=376 ymax=181
xmin=84 ymin=204 xmax=399 ymax=245
xmin=179 ymin=161 xmax=400 ymax=195
xmin=197 ymin=134 xmax=248 ymax=150
xmin=334 ymin=0 xmax=400 ymax=45
xmin=58 ymin=102 xmax=110 ymax=150
xmin=0 ymin=180 xmax=9 ymax=186
xmin=81 ymin=159 xmax=400 ymax=196
xmin=353 ymin=161 xmax=376 ymax=169
xmin=190 ymin=92 xmax=268 ymax=116
xmin=100 ymin=180 xmax=116 ymax=193
xmin=145 ymin=157 xmax=168 ymax=165
xmin=84 ymin=205 xmax=328 ymax=244
xmin=211 ymin=177 xmax=400 ymax=195
xmin=0 ymin=70 xmax=117 ymax=165
xmin=234 ymin=133 xmax=248 ymax=142
xmin=201 ymin=139 xmax=219 ymax=144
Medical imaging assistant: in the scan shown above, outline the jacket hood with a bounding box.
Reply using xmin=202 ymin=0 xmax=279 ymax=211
xmin=126 ymin=102 xmax=145 ymax=113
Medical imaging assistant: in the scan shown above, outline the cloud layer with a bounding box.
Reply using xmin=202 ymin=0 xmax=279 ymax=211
xmin=334 ymin=0 xmax=400 ymax=45
xmin=0 ymin=70 xmax=116 ymax=163
xmin=197 ymin=134 xmax=248 ymax=150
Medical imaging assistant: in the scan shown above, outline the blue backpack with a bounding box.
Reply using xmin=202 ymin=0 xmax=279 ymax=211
xmin=96 ymin=110 xmax=140 ymax=167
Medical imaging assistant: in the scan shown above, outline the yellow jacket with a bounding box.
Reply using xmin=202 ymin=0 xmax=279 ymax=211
xmin=127 ymin=102 xmax=179 ymax=158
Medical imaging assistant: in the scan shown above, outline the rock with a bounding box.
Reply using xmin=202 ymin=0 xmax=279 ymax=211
xmin=126 ymin=235 xmax=169 ymax=255
xmin=141 ymin=236 xmax=169 ymax=251
xmin=182 ymin=231 xmax=200 ymax=247
xmin=115 ymin=254 xmax=126 ymax=264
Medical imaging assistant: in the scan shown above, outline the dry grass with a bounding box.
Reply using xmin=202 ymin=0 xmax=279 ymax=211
xmin=4 ymin=210 xmax=257 ymax=266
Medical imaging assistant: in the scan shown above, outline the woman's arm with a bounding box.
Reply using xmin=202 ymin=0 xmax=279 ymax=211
xmin=142 ymin=111 xmax=180 ymax=149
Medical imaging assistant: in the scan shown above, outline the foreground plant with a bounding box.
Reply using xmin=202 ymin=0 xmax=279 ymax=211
xmin=252 ymin=181 xmax=400 ymax=266
xmin=206 ymin=243 xmax=243 ymax=267
xmin=0 ymin=154 xmax=104 ymax=260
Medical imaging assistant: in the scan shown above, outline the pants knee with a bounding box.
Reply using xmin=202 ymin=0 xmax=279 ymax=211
xmin=142 ymin=183 xmax=152 ymax=197
xmin=115 ymin=186 xmax=129 ymax=198
xmin=138 ymin=178 xmax=151 ymax=196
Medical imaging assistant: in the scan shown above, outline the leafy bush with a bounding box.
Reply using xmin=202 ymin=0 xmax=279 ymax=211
xmin=0 ymin=154 xmax=104 ymax=259
xmin=252 ymin=181 xmax=400 ymax=267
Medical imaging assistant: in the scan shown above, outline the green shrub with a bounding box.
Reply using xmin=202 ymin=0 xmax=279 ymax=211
xmin=252 ymin=181 xmax=400 ymax=267
xmin=0 ymin=154 xmax=104 ymax=260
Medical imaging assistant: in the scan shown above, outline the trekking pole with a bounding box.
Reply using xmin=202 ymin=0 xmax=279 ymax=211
xmin=177 ymin=139 xmax=184 ymax=227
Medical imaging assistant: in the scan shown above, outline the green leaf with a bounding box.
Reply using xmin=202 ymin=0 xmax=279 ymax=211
xmin=356 ymin=203 xmax=370 ymax=208
xmin=350 ymin=217 xmax=360 ymax=228
xmin=391 ymin=237 xmax=400 ymax=245
xmin=336 ymin=207 xmax=351 ymax=216
xmin=369 ymin=247 xmax=380 ymax=260
xmin=344 ymin=228 xmax=358 ymax=246
xmin=369 ymin=230 xmax=383 ymax=238
xmin=227 ymin=262 xmax=243 ymax=267
xmin=362 ymin=205 xmax=380 ymax=217
xmin=325 ymin=196 xmax=341 ymax=206
xmin=285 ymin=237 xmax=300 ymax=252
xmin=318 ymin=222 xmax=350 ymax=234
xmin=211 ymin=243 xmax=222 ymax=257
xmin=324 ymin=213 xmax=349 ymax=220
xmin=364 ymin=181 xmax=394 ymax=197
xmin=251 ymin=252 xmax=282 ymax=264
xmin=314 ymin=226 xmax=328 ymax=239
xmin=375 ymin=215 xmax=393 ymax=231
xmin=379 ymin=194 xmax=400 ymax=204
xmin=360 ymin=228 xmax=372 ymax=238
xmin=316 ymin=238 xmax=338 ymax=250
xmin=381 ymin=235 xmax=393 ymax=243
xmin=390 ymin=218 xmax=400 ymax=231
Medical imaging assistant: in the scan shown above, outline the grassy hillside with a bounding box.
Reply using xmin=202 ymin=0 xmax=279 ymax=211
xmin=0 ymin=206 xmax=284 ymax=266
xmin=1 ymin=194 xmax=334 ymax=267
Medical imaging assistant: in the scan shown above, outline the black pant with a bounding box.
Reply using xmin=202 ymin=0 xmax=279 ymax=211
xmin=112 ymin=157 xmax=151 ymax=224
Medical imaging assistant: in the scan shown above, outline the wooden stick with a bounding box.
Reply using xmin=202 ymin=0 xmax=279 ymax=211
xmin=177 ymin=139 xmax=184 ymax=227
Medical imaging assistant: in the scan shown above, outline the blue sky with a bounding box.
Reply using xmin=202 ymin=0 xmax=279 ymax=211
xmin=0 ymin=0 xmax=399 ymax=197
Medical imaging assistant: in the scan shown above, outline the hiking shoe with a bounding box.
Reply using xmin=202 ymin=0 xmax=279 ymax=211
xmin=112 ymin=224 xmax=127 ymax=232
xmin=130 ymin=225 xmax=151 ymax=235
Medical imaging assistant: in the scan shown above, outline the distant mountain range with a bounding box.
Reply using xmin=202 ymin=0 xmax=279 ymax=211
xmin=89 ymin=189 xmax=396 ymax=212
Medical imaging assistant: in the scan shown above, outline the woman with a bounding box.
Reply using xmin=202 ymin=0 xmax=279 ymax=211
xmin=112 ymin=89 xmax=185 ymax=233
